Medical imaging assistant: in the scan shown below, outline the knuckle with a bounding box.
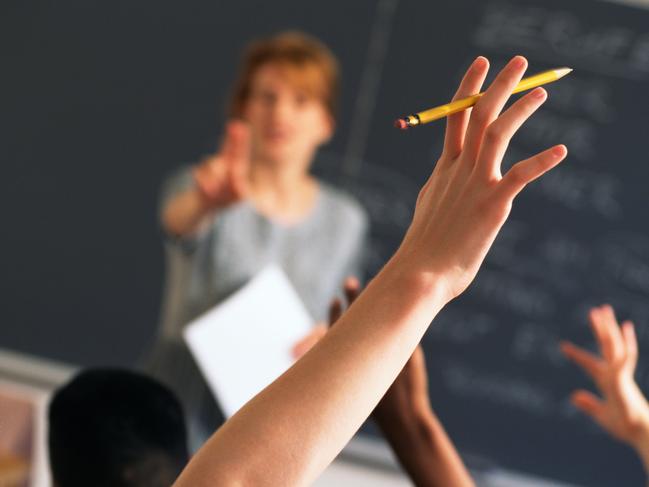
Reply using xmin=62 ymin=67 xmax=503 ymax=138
xmin=470 ymin=106 xmax=489 ymax=126
xmin=507 ymin=164 xmax=526 ymax=184
xmin=622 ymin=411 xmax=643 ymax=430
xmin=474 ymin=195 xmax=492 ymax=215
xmin=484 ymin=124 xmax=505 ymax=146
xmin=620 ymin=348 xmax=629 ymax=362
xmin=415 ymin=186 xmax=427 ymax=207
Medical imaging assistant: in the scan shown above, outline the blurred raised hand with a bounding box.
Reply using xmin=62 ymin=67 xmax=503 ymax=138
xmin=193 ymin=121 xmax=251 ymax=209
xmin=562 ymin=304 xmax=649 ymax=472
xmin=162 ymin=121 xmax=250 ymax=236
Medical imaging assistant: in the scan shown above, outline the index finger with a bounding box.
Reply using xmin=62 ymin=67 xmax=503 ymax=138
xmin=462 ymin=56 xmax=528 ymax=164
xmin=223 ymin=120 xmax=251 ymax=166
xmin=442 ymin=56 xmax=490 ymax=160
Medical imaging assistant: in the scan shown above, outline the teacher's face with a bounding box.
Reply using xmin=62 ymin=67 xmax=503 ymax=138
xmin=243 ymin=63 xmax=333 ymax=169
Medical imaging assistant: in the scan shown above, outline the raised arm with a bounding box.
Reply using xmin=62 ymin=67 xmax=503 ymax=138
xmin=561 ymin=305 xmax=649 ymax=474
xmin=161 ymin=121 xmax=250 ymax=237
xmin=373 ymin=346 xmax=474 ymax=487
xmin=332 ymin=279 xmax=474 ymax=487
xmin=173 ymin=55 xmax=567 ymax=487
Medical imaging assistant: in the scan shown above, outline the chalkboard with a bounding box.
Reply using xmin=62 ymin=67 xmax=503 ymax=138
xmin=331 ymin=1 xmax=649 ymax=486
xmin=3 ymin=0 xmax=649 ymax=485
xmin=0 ymin=0 xmax=378 ymax=364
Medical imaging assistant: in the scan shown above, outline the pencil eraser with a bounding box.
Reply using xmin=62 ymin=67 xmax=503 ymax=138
xmin=394 ymin=118 xmax=408 ymax=130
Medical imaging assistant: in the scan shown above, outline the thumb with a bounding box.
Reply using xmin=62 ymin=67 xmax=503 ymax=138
xmin=226 ymin=122 xmax=251 ymax=197
xmin=571 ymin=390 xmax=607 ymax=427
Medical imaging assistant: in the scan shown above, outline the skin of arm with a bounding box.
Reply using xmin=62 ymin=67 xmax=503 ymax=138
xmin=561 ymin=305 xmax=649 ymax=474
xmin=161 ymin=121 xmax=250 ymax=237
xmin=173 ymin=55 xmax=567 ymax=487
xmin=291 ymin=323 xmax=328 ymax=358
xmin=330 ymin=278 xmax=474 ymax=487
xmin=373 ymin=347 xmax=474 ymax=487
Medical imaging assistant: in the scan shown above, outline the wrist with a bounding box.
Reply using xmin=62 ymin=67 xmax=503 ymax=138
xmin=382 ymin=250 xmax=452 ymax=310
xmin=385 ymin=248 xmax=452 ymax=296
xmin=630 ymin=416 xmax=649 ymax=474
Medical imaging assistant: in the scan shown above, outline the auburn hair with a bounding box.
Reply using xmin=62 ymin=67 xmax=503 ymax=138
xmin=229 ymin=31 xmax=340 ymax=121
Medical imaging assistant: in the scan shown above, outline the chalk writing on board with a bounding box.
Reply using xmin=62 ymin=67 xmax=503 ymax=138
xmin=520 ymin=113 xmax=596 ymax=161
xmin=441 ymin=361 xmax=555 ymax=416
xmin=597 ymin=235 xmax=649 ymax=295
xmin=510 ymin=322 xmax=565 ymax=367
xmin=534 ymin=167 xmax=622 ymax=219
xmin=538 ymin=235 xmax=592 ymax=270
xmin=503 ymin=147 xmax=623 ymax=219
xmin=474 ymin=2 xmax=649 ymax=80
xmin=471 ymin=269 xmax=556 ymax=318
xmin=427 ymin=310 xmax=498 ymax=345
xmin=548 ymin=78 xmax=615 ymax=123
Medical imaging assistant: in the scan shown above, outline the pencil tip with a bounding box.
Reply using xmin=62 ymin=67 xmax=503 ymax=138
xmin=394 ymin=118 xmax=408 ymax=130
xmin=555 ymin=67 xmax=573 ymax=78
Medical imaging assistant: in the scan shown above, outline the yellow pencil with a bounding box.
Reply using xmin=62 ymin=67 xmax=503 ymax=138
xmin=394 ymin=67 xmax=572 ymax=130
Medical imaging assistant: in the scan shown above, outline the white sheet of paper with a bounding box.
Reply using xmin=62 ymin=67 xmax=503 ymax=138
xmin=183 ymin=265 xmax=314 ymax=418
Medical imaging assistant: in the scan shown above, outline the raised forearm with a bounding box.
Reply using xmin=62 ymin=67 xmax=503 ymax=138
xmin=634 ymin=440 xmax=649 ymax=478
xmin=377 ymin=408 xmax=474 ymax=487
xmin=173 ymin=256 xmax=449 ymax=487
xmin=630 ymin=421 xmax=649 ymax=478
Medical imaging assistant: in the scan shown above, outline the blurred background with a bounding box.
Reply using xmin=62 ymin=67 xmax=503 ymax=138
xmin=3 ymin=0 xmax=649 ymax=485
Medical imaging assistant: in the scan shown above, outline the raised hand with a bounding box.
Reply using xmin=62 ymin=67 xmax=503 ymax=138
xmin=173 ymin=57 xmax=566 ymax=487
xmin=396 ymin=56 xmax=567 ymax=302
xmin=162 ymin=121 xmax=251 ymax=236
xmin=193 ymin=120 xmax=251 ymax=209
xmin=561 ymin=305 xmax=649 ymax=455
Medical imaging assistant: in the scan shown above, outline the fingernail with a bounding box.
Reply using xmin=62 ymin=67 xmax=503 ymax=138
xmin=553 ymin=145 xmax=567 ymax=157
xmin=513 ymin=56 xmax=526 ymax=68
xmin=473 ymin=56 xmax=488 ymax=69
xmin=532 ymin=88 xmax=546 ymax=99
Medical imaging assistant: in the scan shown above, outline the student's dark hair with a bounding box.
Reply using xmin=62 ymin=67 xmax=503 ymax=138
xmin=48 ymin=368 xmax=189 ymax=487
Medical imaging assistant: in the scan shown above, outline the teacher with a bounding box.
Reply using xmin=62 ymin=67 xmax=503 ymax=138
xmin=146 ymin=31 xmax=368 ymax=449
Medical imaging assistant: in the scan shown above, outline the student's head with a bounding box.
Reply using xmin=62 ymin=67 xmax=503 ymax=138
xmin=48 ymin=369 xmax=188 ymax=487
xmin=229 ymin=31 xmax=338 ymax=168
